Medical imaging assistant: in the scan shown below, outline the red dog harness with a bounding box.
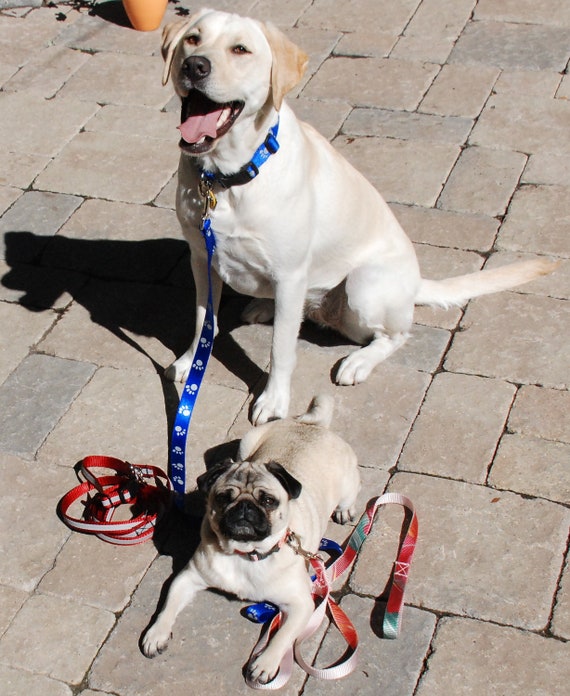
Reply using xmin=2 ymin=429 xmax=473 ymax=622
xmin=58 ymin=455 xmax=172 ymax=545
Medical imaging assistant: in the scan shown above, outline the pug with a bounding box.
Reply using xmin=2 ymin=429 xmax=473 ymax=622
xmin=141 ymin=395 xmax=360 ymax=684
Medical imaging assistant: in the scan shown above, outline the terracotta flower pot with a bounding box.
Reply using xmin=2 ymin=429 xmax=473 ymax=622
xmin=122 ymin=0 xmax=168 ymax=32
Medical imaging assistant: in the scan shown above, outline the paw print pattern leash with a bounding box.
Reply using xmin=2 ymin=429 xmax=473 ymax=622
xmin=169 ymin=119 xmax=280 ymax=505
xmin=169 ymin=197 xmax=217 ymax=505
xmin=58 ymin=122 xmax=282 ymax=538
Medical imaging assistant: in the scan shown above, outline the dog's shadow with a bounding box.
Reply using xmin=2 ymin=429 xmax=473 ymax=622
xmin=3 ymin=229 xmax=265 ymax=628
xmin=2 ymin=230 xmax=266 ymax=407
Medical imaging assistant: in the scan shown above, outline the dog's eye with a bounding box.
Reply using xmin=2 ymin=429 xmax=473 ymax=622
xmin=214 ymin=490 xmax=234 ymax=506
xmin=259 ymin=493 xmax=278 ymax=509
xmin=185 ymin=34 xmax=200 ymax=46
xmin=232 ymin=44 xmax=250 ymax=55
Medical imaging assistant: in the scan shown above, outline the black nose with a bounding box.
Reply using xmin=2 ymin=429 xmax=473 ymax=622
xmin=182 ymin=56 xmax=211 ymax=82
xmin=220 ymin=500 xmax=270 ymax=541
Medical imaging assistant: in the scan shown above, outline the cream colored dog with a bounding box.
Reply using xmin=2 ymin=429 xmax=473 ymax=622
xmin=141 ymin=395 xmax=360 ymax=684
xmin=161 ymin=9 xmax=555 ymax=425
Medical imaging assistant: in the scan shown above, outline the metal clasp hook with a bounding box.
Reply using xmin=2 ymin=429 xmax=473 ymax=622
xmin=285 ymin=530 xmax=323 ymax=562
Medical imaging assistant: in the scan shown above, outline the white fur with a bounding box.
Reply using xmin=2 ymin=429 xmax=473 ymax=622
xmin=163 ymin=10 xmax=557 ymax=424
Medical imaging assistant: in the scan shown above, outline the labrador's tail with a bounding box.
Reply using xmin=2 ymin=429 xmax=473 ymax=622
xmin=415 ymin=258 xmax=558 ymax=309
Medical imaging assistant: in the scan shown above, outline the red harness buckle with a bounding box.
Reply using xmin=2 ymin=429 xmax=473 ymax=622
xmin=58 ymin=455 xmax=172 ymax=545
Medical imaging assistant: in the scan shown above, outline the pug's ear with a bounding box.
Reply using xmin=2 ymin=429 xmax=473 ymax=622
xmin=197 ymin=459 xmax=234 ymax=494
xmin=266 ymin=461 xmax=302 ymax=500
xmin=260 ymin=23 xmax=308 ymax=111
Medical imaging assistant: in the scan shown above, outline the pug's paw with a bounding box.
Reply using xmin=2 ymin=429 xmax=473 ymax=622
xmin=247 ymin=648 xmax=281 ymax=685
xmin=141 ymin=624 xmax=172 ymax=658
xmin=333 ymin=506 xmax=356 ymax=525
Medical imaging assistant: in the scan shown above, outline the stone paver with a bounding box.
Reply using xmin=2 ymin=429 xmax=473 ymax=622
xmin=0 ymin=151 xmax=50 ymax=189
xmin=0 ymin=455 xmax=72 ymax=591
xmin=449 ymin=20 xmax=570 ymax=71
xmin=305 ymin=57 xmax=439 ymax=111
xmin=489 ymin=434 xmax=570 ymax=503
xmin=0 ymin=190 xmax=83 ymax=260
xmin=392 ymin=204 xmax=500 ymax=252
xmin=552 ymin=561 xmax=570 ymax=639
xmin=419 ymin=63 xmax=500 ymax=118
xmin=497 ymin=184 xmax=570 ymax=258
xmin=0 ymin=184 xmax=21 ymax=215
xmin=38 ymin=532 xmax=157 ymax=612
xmin=390 ymin=0 xmax=475 ymax=64
xmin=0 ymin=2 xmax=568 ymax=695
xmin=509 ymin=385 xmax=570 ymax=443
xmin=0 ymin=91 xmax=98 ymax=157
xmin=0 ymin=666 xmax=72 ymax=696
xmin=0 ymin=354 xmax=96 ymax=457
xmin=0 ymin=594 xmax=115 ymax=683
xmin=0 ymin=302 xmax=57 ymax=383
xmin=445 ymin=293 xmax=569 ymax=389
xmin=398 ymin=372 xmax=516 ymax=483
xmin=437 ymin=145 xmax=527 ymax=216
xmin=343 ymin=107 xmax=473 ymax=145
xmin=3 ymin=44 xmax=90 ymax=98
xmin=470 ymin=86 xmax=570 ymax=155
xmin=416 ymin=617 xmax=570 ymax=696
xmin=57 ymin=52 xmax=168 ymax=108
xmin=332 ymin=135 xmax=459 ymax=206
xmin=34 ymin=130 xmax=178 ymax=203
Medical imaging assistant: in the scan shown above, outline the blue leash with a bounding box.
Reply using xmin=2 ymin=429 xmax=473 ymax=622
xmin=168 ymin=119 xmax=280 ymax=506
xmin=169 ymin=214 xmax=216 ymax=505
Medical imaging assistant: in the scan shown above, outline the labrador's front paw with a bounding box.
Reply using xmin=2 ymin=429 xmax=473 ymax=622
xmin=165 ymin=354 xmax=193 ymax=383
xmin=335 ymin=351 xmax=374 ymax=386
xmin=141 ymin=623 xmax=172 ymax=658
xmin=251 ymin=388 xmax=289 ymax=425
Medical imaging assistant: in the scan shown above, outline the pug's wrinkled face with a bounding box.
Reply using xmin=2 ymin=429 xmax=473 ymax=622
xmin=197 ymin=460 xmax=302 ymax=546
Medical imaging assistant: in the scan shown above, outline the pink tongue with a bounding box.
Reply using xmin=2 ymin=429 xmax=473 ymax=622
xmin=178 ymin=109 xmax=224 ymax=144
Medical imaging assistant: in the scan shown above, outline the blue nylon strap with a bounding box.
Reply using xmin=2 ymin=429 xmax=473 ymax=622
xmin=247 ymin=120 xmax=279 ymax=176
xmin=201 ymin=119 xmax=279 ymax=189
xmin=169 ymin=218 xmax=216 ymax=504
xmin=168 ymin=120 xmax=280 ymax=505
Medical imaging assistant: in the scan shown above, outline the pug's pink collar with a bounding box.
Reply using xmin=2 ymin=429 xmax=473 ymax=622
xmin=234 ymin=529 xmax=321 ymax=562
xmin=233 ymin=528 xmax=292 ymax=562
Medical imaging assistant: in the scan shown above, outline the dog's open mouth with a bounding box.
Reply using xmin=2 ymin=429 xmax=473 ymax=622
xmin=178 ymin=90 xmax=244 ymax=154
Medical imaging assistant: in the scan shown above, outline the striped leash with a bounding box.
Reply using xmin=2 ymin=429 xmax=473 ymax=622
xmin=58 ymin=455 xmax=172 ymax=545
xmin=246 ymin=492 xmax=418 ymax=688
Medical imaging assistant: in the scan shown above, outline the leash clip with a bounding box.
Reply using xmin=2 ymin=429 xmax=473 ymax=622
xmin=199 ymin=173 xmax=217 ymax=219
xmin=286 ymin=530 xmax=323 ymax=562
xmin=127 ymin=461 xmax=145 ymax=485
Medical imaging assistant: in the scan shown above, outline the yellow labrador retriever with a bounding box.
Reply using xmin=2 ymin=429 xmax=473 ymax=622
xmin=161 ymin=9 xmax=555 ymax=425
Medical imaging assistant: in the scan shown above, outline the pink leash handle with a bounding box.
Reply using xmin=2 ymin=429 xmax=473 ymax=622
xmin=246 ymin=492 xmax=418 ymax=688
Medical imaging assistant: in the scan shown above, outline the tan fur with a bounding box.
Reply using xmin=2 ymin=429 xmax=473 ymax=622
xmin=260 ymin=22 xmax=308 ymax=110
xmin=141 ymin=396 xmax=360 ymax=685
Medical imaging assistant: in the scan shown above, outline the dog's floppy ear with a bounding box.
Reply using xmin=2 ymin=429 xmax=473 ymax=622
xmin=266 ymin=461 xmax=302 ymax=500
xmin=260 ymin=23 xmax=308 ymax=111
xmin=197 ymin=459 xmax=234 ymax=494
xmin=161 ymin=10 xmax=211 ymax=86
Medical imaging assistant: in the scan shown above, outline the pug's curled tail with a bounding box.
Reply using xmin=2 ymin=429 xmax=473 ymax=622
xmin=297 ymin=394 xmax=334 ymax=428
